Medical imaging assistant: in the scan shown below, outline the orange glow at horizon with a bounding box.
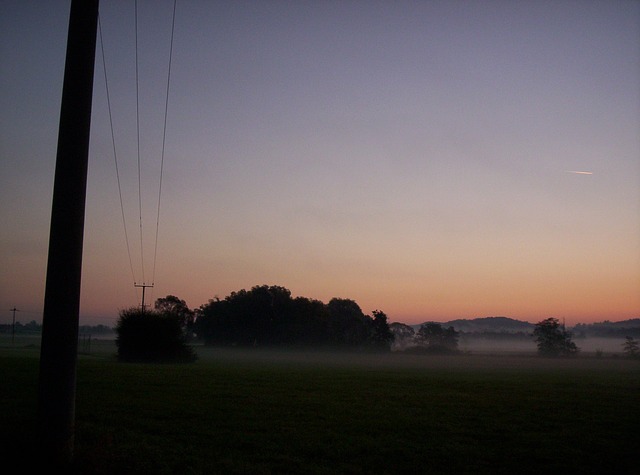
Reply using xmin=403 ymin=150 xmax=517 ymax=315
xmin=2 ymin=2 xmax=639 ymax=330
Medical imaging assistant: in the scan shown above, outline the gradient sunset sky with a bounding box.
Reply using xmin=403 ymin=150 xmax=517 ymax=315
xmin=1 ymin=0 xmax=639 ymax=327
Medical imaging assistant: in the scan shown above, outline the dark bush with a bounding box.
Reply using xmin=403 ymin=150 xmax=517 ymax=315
xmin=116 ymin=308 xmax=197 ymax=363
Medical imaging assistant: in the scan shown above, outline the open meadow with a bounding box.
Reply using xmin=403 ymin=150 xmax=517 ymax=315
xmin=1 ymin=338 xmax=638 ymax=474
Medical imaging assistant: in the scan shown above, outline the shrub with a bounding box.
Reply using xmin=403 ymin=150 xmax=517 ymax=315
xmin=116 ymin=308 xmax=197 ymax=363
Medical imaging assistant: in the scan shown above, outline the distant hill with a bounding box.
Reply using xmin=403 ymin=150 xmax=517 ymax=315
xmin=446 ymin=317 xmax=534 ymax=333
xmin=411 ymin=317 xmax=640 ymax=337
xmin=416 ymin=317 xmax=534 ymax=334
xmin=580 ymin=318 xmax=640 ymax=328
xmin=573 ymin=319 xmax=640 ymax=338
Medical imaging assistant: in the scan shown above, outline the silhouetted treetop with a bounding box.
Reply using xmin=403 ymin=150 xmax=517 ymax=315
xmin=533 ymin=317 xmax=578 ymax=357
xmin=413 ymin=322 xmax=459 ymax=354
xmin=194 ymin=285 xmax=392 ymax=351
xmin=155 ymin=295 xmax=195 ymax=331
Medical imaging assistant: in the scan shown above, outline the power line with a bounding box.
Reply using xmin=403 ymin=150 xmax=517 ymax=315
xmin=151 ymin=0 xmax=177 ymax=290
xmin=134 ymin=0 xmax=146 ymax=285
xmin=98 ymin=14 xmax=137 ymax=288
xmin=98 ymin=1 xmax=177 ymax=310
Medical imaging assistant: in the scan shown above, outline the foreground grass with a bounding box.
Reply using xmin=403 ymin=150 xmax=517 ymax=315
xmin=1 ymin=347 xmax=638 ymax=474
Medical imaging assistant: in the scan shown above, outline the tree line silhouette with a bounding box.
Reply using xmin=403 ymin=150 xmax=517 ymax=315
xmin=113 ymin=287 xmax=637 ymax=363
xmin=194 ymin=285 xmax=393 ymax=351
xmin=114 ymin=286 xmax=394 ymax=362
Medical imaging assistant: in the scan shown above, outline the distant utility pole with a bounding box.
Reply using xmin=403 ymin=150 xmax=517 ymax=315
xmin=10 ymin=307 xmax=19 ymax=345
xmin=135 ymin=283 xmax=154 ymax=314
xmin=37 ymin=0 xmax=99 ymax=470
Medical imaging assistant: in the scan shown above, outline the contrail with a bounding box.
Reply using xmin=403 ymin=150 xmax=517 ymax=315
xmin=566 ymin=170 xmax=593 ymax=175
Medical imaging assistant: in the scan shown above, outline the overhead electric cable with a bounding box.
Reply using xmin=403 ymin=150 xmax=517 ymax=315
xmin=134 ymin=0 xmax=146 ymax=285
xmin=151 ymin=0 xmax=177 ymax=290
xmin=97 ymin=2 xmax=177 ymax=309
xmin=98 ymin=14 xmax=138 ymax=288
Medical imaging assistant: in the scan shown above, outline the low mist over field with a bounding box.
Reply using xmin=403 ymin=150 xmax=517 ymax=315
xmin=3 ymin=315 xmax=638 ymax=357
xmin=457 ymin=335 xmax=629 ymax=355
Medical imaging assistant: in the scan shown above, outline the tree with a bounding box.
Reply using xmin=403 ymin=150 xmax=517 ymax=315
xmin=116 ymin=308 xmax=197 ymax=363
xmin=275 ymin=296 xmax=330 ymax=346
xmin=194 ymin=285 xmax=392 ymax=350
xmin=389 ymin=322 xmax=416 ymax=351
xmin=368 ymin=310 xmax=394 ymax=351
xmin=622 ymin=336 xmax=639 ymax=358
xmin=415 ymin=322 xmax=459 ymax=353
xmin=195 ymin=285 xmax=295 ymax=346
xmin=327 ymin=298 xmax=370 ymax=347
xmin=154 ymin=295 xmax=195 ymax=331
xmin=533 ymin=318 xmax=578 ymax=357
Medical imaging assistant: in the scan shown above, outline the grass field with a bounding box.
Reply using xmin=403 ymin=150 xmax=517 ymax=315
xmin=1 ymin=341 xmax=638 ymax=474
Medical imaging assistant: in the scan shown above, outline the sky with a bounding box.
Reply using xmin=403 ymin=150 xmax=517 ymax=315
xmin=1 ymin=0 xmax=639 ymax=327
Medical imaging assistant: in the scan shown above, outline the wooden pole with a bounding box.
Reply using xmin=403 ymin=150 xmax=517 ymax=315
xmin=10 ymin=307 xmax=18 ymax=345
xmin=135 ymin=282 xmax=154 ymax=314
xmin=37 ymin=0 xmax=99 ymax=469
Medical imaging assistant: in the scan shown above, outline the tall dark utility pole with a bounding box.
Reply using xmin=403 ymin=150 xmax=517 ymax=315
xmin=10 ymin=307 xmax=19 ymax=345
xmin=37 ymin=0 xmax=99 ymax=469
